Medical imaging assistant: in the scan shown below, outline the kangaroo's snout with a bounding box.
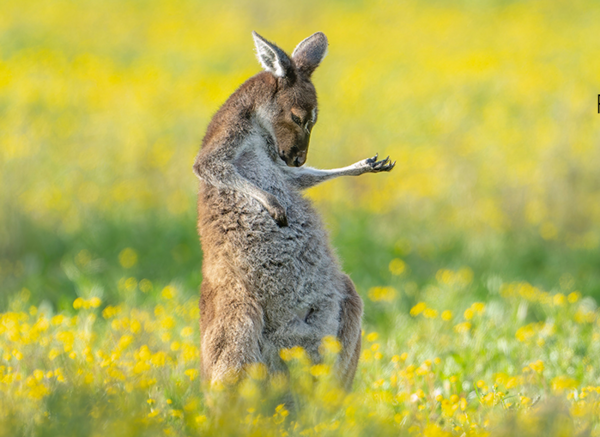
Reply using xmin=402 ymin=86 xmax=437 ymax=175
xmin=293 ymin=154 xmax=306 ymax=167
xmin=279 ymin=143 xmax=308 ymax=167
xmin=293 ymin=148 xmax=307 ymax=166
xmin=279 ymin=149 xmax=307 ymax=167
xmin=279 ymin=151 xmax=306 ymax=167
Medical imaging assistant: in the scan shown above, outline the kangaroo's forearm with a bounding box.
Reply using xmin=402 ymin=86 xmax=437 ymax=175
xmin=286 ymin=163 xmax=367 ymax=190
xmin=286 ymin=154 xmax=395 ymax=190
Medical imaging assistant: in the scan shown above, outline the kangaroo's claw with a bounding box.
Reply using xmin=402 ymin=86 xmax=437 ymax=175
xmin=366 ymin=153 xmax=395 ymax=172
xmin=275 ymin=213 xmax=288 ymax=227
xmin=366 ymin=153 xmax=379 ymax=165
xmin=271 ymin=204 xmax=288 ymax=227
xmin=264 ymin=194 xmax=289 ymax=227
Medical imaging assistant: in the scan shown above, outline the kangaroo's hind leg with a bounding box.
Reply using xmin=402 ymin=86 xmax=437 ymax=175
xmin=200 ymin=279 xmax=264 ymax=384
xmin=336 ymin=275 xmax=364 ymax=391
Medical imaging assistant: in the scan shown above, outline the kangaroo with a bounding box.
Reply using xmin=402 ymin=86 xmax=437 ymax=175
xmin=194 ymin=31 xmax=395 ymax=391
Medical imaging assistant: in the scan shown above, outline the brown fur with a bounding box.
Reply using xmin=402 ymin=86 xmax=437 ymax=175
xmin=193 ymin=32 xmax=394 ymax=389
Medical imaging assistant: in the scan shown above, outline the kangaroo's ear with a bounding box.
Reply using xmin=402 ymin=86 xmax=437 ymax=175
xmin=252 ymin=31 xmax=293 ymax=79
xmin=291 ymin=32 xmax=328 ymax=77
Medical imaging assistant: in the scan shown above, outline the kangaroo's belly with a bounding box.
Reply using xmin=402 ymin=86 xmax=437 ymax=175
xmin=199 ymin=183 xmax=343 ymax=299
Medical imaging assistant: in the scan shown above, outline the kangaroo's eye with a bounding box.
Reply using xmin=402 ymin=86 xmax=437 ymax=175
xmin=291 ymin=114 xmax=302 ymax=126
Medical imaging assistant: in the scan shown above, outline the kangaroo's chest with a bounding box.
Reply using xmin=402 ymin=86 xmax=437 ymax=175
xmin=234 ymin=147 xmax=292 ymax=204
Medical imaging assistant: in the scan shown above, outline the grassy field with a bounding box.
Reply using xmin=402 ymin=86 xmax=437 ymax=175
xmin=1 ymin=0 xmax=600 ymax=435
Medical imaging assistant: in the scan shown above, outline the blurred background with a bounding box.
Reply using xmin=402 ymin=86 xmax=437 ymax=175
xmin=1 ymin=0 xmax=599 ymax=321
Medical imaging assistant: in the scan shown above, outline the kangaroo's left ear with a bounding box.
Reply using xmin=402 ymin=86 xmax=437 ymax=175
xmin=252 ymin=31 xmax=293 ymax=79
xmin=292 ymin=32 xmax=328 ymax=77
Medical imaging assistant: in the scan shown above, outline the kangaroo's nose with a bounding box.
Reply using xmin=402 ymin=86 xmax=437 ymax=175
xmin=293 ymin=154 xmax=306 ymax=167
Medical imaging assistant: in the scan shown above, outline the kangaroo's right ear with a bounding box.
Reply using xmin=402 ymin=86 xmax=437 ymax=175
xmin=292 ymin=32 xmax=328 ymax=77
xmin=252 ymin=31 xmax=293 ymax=79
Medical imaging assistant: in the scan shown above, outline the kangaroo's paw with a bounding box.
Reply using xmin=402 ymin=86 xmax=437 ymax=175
xmin=272 ymin=207 xmax=289 ymax=227
xmin=265 ymin=194 xmax=289 ymax=227
xmin=365 ymin=154 xmax=396 ymax=172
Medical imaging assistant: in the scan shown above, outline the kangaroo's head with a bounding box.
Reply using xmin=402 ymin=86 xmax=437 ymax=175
xmin=252 ymin=31 xmax=328 ymax=167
